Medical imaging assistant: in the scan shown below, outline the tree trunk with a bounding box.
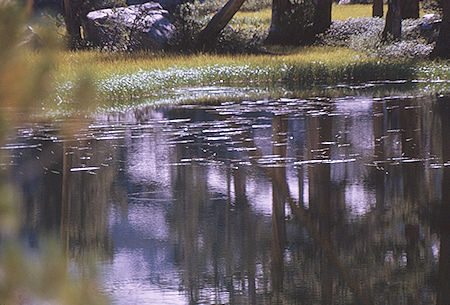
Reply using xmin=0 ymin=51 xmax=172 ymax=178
xmin=313 ymin=0 xmax=333 ymax=34
xmin=373 ymin=0 xmax=383 ymax=17
xmin=196 ymin=0 xmax=247 ymax=49
xmin=265 ymin=0 xmax=291 ymax=44
xmin=431 ymin=0 xmax=450 ymax=59
xmin=400 ymin=0 xmax=419 ymax=18
xmin=63 ymin=0 xmax=82 ymax=49
xmin=382 ymin=0 xmax=401 ymax=40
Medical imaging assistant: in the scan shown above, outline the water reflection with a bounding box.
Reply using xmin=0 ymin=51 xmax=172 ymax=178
xmin=2 ymin=94 xmax=450 ymax=304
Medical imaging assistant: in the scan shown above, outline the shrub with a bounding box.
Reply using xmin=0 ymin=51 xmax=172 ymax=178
xmin=171 ymin=2 xmax=207 ymax=52
xmin=241 ymin=0 xmax=272 ymax=12
xmin=171 ymin=1 xmax=265 ymax=53
xmin=215 ymin=24 xmax=266 ymax=53
xmin=376 ymin=40 xmax=434 ymax=59
xmin=317 ymin=17 xmax=438 ymax=59
xmin=316 ymin=17 xmax=384 ymax=47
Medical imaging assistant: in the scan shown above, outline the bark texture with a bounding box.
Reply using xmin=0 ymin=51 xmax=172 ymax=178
xmin=313 ymin=0 xmax=333 ymax=34
xmin=431 ymin=0 xmax=450 ymax=59
xmin=400 ymin=0 xmax=419 ymax=18
xmin=196 ymin=0 xmax=247 ymax=49
xmin=372 ymin=0 xmax=383 ymax=17
xmin=265 ymin=0 xmax=291 ymax=44
xmin=63 ymin=0 xmax=83 ymax=49
xmin=382 ymin=0 xmax=402 ymax=40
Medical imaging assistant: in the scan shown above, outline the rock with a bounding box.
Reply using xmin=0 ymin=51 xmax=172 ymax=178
xmin=32 ymin=0 xmax=187 ymax=15
xmin=83 ymin=2 xmax=176 ymax=51
xmin=127 ymin=0 xmax=188 ymax=12
xmin=338 ymin=0 xmax=352 ymax=5
xmin=419 ymin=13 xmax=442 ymax=31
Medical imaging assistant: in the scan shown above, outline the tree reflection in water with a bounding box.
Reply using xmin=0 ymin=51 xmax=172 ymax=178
xmin=5 ymin=95 xmax=450 ymax=304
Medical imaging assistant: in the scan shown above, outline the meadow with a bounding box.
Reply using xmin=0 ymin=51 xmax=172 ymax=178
xmin=21 ymin=3 xmax=450 ymax=112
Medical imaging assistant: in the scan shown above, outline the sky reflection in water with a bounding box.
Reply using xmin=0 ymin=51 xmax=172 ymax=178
xmin=3 ymin=93 xmax=450 ymax=305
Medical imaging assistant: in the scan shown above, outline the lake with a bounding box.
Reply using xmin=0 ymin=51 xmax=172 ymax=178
xmin=2 ymin=90 xmax=449 ymax=305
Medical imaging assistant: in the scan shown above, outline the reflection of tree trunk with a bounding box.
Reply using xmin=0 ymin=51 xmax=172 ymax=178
xmin=307 ymin=112 xmax=333 ymax=305
xmin=437 ymin=101 xmax=450 ymax=305
xmin=373 ymin=0 xmax=384 ymax=17
xmin=173 ymin=144 xmax=201 ymax=304
xmin=225 ymin=164 xmax=235 ymax=303
xmin=400 ymin=0 xmax=419 ymax=19
xmin=234 ymin=165 xmax=247 ymax=206
xmin=271 ymin=115 xmax=288 ymax=302
xmin=400 ymin=100 xmax=421 ymax=272
xmin=61 ymin=141 xmax=71 ymax=254
xmin=383 ymin=0 xmax=402 ymax=40
xmin=197 ymin=0 xmax=247 ymax=49
xmin=373 ymin=101 xmax=385 ymax=210
xmin=265 ymin=0 xmax=291 ymax=44
xmin=298 ymin=166 xmax=304 ymax=208
xmin=222 ymin=109 xmax=372 ymax=305
xmin=242 ymin=204 xmax=257 ymax=304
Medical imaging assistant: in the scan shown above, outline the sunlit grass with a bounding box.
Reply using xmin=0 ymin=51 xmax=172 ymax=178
xmin=20 ymin=3 xmax=448 ymax=113
xmin=26 ymin=46 xmax=448 ymax=113
xmin=233 ymin=8 xmax=271 ymax=27
xmin=332 ymin=3 xmax=388 ymax=20
xmin=231 ymin=4 xmax=388 ymax=27
xmin=232 ymin=4 xmax=426 ymax=28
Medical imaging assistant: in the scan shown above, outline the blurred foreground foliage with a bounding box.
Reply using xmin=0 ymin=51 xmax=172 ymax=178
xmin=0 ymin=2 xmax=107 ymax=305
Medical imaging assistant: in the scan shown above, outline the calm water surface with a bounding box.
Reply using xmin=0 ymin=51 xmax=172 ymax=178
xmin=2 ymin=92 xmax=450 ymax=305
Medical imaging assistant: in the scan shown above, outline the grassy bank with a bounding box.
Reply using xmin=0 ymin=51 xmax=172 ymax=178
xmin=36 ymin=46 xmax=449 ymax=113
xmin=16 ymin=3 xmax=447 ymax=114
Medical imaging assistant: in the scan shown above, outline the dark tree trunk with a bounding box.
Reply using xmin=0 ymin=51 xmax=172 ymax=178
xmin=265 ymin=0 xmax=291 ymax=44
xmin=271 ymin=115 xmax=288 ymax=303
xmin=313 ymin=0 xmax=333 ymax=34
xmin=431 ymin=0 xmax=450 ymax=59
xmin=63 ymin=0 xmax=82 ymax=49
xmin=400 ymin=0 xmax=419 ymax=18
xmin=196 ymin=0 xmax=247 ymax=49
xmin=382 ymin=0 xmax=402 ymax=40
xmin=373 ymin=0 xmax=384 ymax=17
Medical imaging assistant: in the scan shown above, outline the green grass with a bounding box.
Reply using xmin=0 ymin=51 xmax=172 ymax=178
xmin=231 ymin=3 xmax=426 ymax=29
xmin=231 ymin=4 xmax=387 ymax=28
xmin=32 ymin=46 xmax=448 ymax=114
xmin=20 ymin=3 xmax=448 ymax=114
xmin=332 ymin=3 xmax=388 ymax=20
